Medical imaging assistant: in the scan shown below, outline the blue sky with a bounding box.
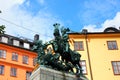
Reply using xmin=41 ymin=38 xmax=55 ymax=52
xmin=0 ymin=0 xmax=120 ymax=41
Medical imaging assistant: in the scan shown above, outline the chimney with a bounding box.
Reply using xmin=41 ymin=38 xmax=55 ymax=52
xmin=82 ymin=29 xmax=88 ymax=34
xmin=34 ymin=34 xmax=39 ymax=41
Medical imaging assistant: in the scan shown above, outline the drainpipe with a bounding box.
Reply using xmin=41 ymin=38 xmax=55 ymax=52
xmin=82 ymin=29 xmax=93 ymax=80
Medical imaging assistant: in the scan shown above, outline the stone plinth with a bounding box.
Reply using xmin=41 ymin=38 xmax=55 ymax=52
xmin=30 ymin=66 xmax=88 ymax=80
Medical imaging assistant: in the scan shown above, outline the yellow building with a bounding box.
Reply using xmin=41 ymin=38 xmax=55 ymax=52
xmin=68 ymin=27 xmax=120 ymax=80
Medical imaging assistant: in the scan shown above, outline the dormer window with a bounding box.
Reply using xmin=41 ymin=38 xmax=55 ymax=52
xmin=1 ymin=36 xmax=8 ymax=43
xmin=104 ymin=27 xmax=119 ymax=32
xmin=24 ymin=43 xmax=30 ymax=49
xmin=13 ymin=40 xmax=19 ymax=46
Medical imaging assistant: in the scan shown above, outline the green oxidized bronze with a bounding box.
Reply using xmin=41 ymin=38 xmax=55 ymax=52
xmin=32 ymin=40 xmax=46 ymax=65
xmin=32 ymin=23 xmax=83 ymax=76
xmin=0 ymin=25 xmax=5 ymax=34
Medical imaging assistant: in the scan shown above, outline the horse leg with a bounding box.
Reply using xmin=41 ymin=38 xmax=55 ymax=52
xmin=78 ymin=62 xmax=83 ymax=74
xmin=75 ymin=63 xmax=83 ymax=75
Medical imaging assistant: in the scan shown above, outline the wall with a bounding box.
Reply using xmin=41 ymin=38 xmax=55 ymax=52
xmin=69 ymin=33 xmax=120 ymax=80
xmin=0 ymin=43 xmax=37 ymax=80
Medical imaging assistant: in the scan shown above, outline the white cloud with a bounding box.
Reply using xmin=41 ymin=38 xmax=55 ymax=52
xmin=83 ymin=25 xmax=103 ymax=32
xmin=0 ymin=0 xmax=62 ymax=42
xmin=83 ymin=12 xmax=120 ymax=32
xmin=102 ymin=12 xmax=120 ymax=28
xmin=0 ymin=0 xmax=24 ymax=11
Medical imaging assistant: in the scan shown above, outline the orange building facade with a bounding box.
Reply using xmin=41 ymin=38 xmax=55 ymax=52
xmin=0 ymin=34 xmax=37 ymax=80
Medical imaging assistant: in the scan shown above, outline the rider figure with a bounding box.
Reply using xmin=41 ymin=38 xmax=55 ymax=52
xmin=61 ymin=26 xmax=70 ymax=53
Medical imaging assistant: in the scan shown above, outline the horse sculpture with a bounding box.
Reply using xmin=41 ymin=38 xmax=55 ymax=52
xmin=32 ymin=23 xmax=83 ymax=75
xmin=48 ymin=23 xmax=83 ymax=75
xmin=32 ymin=39 xmax=74 ymax=72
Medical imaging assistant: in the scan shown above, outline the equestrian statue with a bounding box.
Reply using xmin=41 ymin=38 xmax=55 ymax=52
xmin=32 ymin=23 xmax=83 ymax=76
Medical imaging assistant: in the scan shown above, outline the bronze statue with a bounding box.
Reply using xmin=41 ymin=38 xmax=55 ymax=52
xmin=32 ymin=40 xmax=46 ymax=64
xmin=0 ymin=25 xmax=5 ymax=34
xmin=61 ymin=26 xmax=70 ymax=52
xmin=32 ymin=23 xmax=83 ymax=76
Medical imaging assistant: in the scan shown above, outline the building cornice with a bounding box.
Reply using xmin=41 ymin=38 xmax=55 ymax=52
xmin=68 ymin=32 xmax=120 ymax=38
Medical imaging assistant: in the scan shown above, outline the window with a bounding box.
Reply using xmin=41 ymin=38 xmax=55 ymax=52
xmin=112 ymin=61 xmax=120 ymax=75
xmin=107 ymin=41 xmax=118 ymax=50
xmin=33 ymin=58 xmax=37 ymax=66
xmin=13 ymin=40 xmax=19 ymax=46
xmin=0 ymin=65 xmax=4 ymax=75
xmin=74 ymin=41 xmax=84 ymax=51
xmin=24 ymin=43 xmax=30 ymax=49
xmin=1 ymin=36 xmax=8 ymax=43
xmin=23 ymin=55 xmax=29 ymax=64
xmin=12 ymin=52 xmax=18 ymax=61
xmin=26 ymin=71 xmax=31 ymax=80
xmin=80 ymin=60 xmax=87 ymax=74
xmin=10 ymin=67 xmax=17 ymax=77
xmin=0 ymin=50 xmax=6 ymax=58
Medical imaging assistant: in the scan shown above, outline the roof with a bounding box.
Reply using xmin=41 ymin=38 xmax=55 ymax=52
xmin=0 ymin=33 xmax=35 ymax=52
xmin=68 ymin=27 xmax=120 ymax=35
xmin=68 ymin=27 xmax=120 ymax=38
xmin=68 ymin=31 xmax=120 ymax=35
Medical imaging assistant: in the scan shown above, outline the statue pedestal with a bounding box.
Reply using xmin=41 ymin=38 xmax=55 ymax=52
xmin=30 ymin=66 xmax=77 ymax=80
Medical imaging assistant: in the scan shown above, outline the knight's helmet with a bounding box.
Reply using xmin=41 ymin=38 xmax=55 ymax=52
xmin=53 ymin=23 xmax=60 ymax=38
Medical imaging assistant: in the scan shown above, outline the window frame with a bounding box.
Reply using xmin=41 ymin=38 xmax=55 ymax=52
xmin=107 ymin=41 xmax=118 ymax=50
xmin=80 ymin=60 xmax=87 ymax=75
xmin=1 ymin=36 xmax=8 ymax=43
xmin=33 ymin=58 xmax=37 ymax=66
xmin=10 ymin=67 xmax=17 ymax=77
xmin=111 ymin=61 xmax=120 ymax=75
xmin=26 ymin=71 xmax=32 ymax=80
xmin=0 ymin=50 xmax=6 ymax=59
xmin=13 ymin=40 xmax=20 ymax=46
xmin=23 ymin=55 xmax=29 ymax=64
xmin=24 ymin=43 xmax=30 ymax=49
xmin=0 ymin=65 xmax=4 ymax=75
xmin=74 ymin=41 xmax=84 ymax=51
xmin=12 ymin=52 xmax=18 ymax=61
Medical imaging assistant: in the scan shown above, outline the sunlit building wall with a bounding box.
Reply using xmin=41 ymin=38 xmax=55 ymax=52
xmin=69 ymin=27 xmax=120 ymax=80
xmin=0 ymin=34 xmax=37 ymax=80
